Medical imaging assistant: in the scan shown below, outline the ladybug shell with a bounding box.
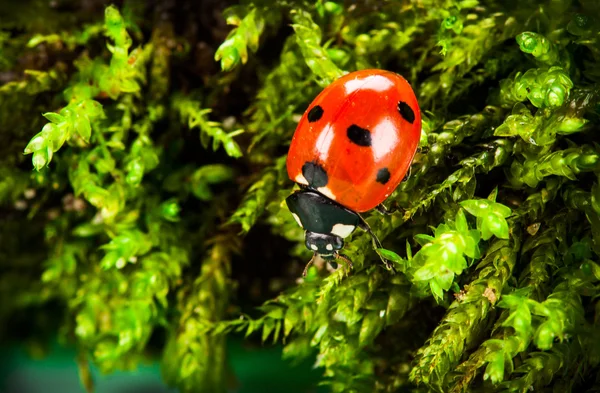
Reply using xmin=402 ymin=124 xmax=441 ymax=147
xmin=286 ymin=69 xmax=422 ymax=213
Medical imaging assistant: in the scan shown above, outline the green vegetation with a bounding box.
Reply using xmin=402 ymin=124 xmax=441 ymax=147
xmin=1 ymin=1 xmax=600 ymax=392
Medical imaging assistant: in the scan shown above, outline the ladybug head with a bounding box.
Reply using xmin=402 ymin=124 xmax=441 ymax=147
xmin=305 ymin=231 xmax=343 ymax=258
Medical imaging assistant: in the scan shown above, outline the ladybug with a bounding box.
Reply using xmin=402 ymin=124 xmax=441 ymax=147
xmin=285 ymin=69 xmax=422 ymax=275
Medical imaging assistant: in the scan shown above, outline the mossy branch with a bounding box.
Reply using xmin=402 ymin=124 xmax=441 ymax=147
xmin=290 ymin=9 xmax=345 ymax=87
xmin=172 ymin=94 xmax=244 ymax=158
xmin=23 ymin=5 xmax=150 ymax=171
xmin=162 ymin=233 xmax=239 ymax=393
xmin=409 ymin=237 xmax=520 ymax=391
xmin=215 ymin=5 xmax=281 ymax=72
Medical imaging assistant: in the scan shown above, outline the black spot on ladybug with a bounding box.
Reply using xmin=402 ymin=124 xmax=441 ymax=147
xmin=347 ymin=124 xmax=372 ymax=147
xmin=302 ymin=161 xmax=328 ymax=188
xmin=398 ymin=101 xmax=415 ymax=124
xmin=307 ymin=105 xmax=324 ymax=122
xmin=376 ymin=168 xmax=391 ymax=184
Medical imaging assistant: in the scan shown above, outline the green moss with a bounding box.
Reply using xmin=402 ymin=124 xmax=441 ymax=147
xmin=2 ymin=1 xmax=600 ymax=392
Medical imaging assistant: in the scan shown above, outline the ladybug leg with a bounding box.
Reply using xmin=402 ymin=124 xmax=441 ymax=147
xmin=357 ymin=218 xmax=383 ymax=248
xmin=403 ymin=166 xmax=412 ymax=182
xmin=302 ymin=253 xmax=318 ymax=277
xmin=335 ymin=252 xmax=353 ymax=272
xmin=376 ymin=204 xmax=392 ymax=215
xmin=357 ymin=216 xmax=396 ymax=272
xmin=375 ymin=203 xmax=400 ymax=215
xmin=374 ymin=169 xmax=411 ymax=214
xmin=376 ymin=198 xmax=404 ymax=215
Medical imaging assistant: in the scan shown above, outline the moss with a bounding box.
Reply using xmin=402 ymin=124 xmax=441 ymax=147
xmin=2 ymin=0 xmax=600 ymax=392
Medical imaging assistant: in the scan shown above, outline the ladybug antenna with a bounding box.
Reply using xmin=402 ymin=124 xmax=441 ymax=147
xmin=335 ymin=252 xmax=353 ymax=272
xmin=302 ymin=252 xmax=354 ymax=276
xmin=302 ymin=253 xmax=318 ymax=277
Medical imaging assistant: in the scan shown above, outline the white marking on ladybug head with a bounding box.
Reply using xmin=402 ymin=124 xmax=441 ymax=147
xmin=310 ymin=243 xmax=319 ymax=251
xmin=291 ymin=213 xmax=303 ymax=228
xmin=325 ymin=244 xmax=333 ymax=251
xmin=295 ymin=173 xmax=308 ymax=185
xmin=317 ymin=186 xmax=336 ymax=200
xmin=331 ymin=223 xmax=355 ymax=238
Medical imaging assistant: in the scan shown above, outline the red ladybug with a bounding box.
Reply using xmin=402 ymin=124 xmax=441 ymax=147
xmin=285 ymin=69 xmax=421 ymax=275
